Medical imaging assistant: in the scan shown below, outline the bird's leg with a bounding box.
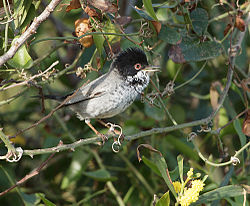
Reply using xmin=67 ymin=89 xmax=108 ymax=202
xmin=84 ymin=119 xmax=107 ymax=144
xmin=97 ymin=120 xmax=122 ymax=136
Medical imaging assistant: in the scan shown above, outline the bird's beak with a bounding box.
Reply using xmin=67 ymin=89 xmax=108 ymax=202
xmin=143 ymin=65 xmax=161 ymax=72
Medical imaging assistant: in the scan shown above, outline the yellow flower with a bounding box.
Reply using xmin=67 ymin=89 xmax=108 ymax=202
xmin=179 ymin=179 xmax=205 ymax=206
xmin=173 ymin=181 xmax=182 ymax=193
xmin=187 ymin=168 xmax=193 ymax=178
xmin=179 ymin=188 xmax=199 ymax=206
xmin=191 ymin=180 xmax=205 ymax=192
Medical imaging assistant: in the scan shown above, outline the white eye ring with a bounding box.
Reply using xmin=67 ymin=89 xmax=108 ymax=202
xmin=134 ymin=63 xmax=141 ymax=70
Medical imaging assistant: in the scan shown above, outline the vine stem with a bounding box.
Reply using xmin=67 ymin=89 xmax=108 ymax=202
xmin=174 ymin=61 xmax=207 ymax=91
xmin=30 ymin=32 xmax=140 ymax=46
xmin=192 ymin=140 xmax=250 ymax=167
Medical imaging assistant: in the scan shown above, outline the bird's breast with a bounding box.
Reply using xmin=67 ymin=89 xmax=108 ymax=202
xmin=72 ymin=72 xmax=149 ymax=120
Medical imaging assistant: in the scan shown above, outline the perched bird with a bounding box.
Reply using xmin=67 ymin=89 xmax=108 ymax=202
xmin=45 ymin=47 xmax=159 ymax=141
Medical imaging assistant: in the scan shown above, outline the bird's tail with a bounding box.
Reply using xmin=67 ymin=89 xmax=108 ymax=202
xmin=32 ymin=93 xmax=73 ymax=102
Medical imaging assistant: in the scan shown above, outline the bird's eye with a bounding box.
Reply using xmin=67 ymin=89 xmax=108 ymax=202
xmin=134 ymin=63 xmax=141 ymax=70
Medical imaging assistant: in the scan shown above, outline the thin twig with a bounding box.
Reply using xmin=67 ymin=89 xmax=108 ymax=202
xmin=0 ymin=61 xmax=59 ymax=91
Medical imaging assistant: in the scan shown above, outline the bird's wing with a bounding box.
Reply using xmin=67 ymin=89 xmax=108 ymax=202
xmin=63 ymin=74 xmax=109 ymax=106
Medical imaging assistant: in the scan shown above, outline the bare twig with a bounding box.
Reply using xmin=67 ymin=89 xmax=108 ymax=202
xmin=0 ymin=61 xmax=59 ymax=91
xmin=0 ymin=0 xmax=62 ymax=67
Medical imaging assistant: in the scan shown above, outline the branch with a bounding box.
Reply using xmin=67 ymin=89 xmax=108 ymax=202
xmin=0 ymin=61 xmax=59 ymax=91
xmin=0 ymin=0 xmax=62 ymax=67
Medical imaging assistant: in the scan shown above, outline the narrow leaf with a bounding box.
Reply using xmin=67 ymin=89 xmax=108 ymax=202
xmin=192 ymin=185 xmax=244 ymax=205
xmin=137 ymin=144 xmax=162 ymax=162
xmin=154 ymin=155 xmax=177 ymax=198
xmin=93 ymin=34 xmax=105 ymax=56
xmin=142 ymin=156 xmax=161 ymax=176
xmin=143 ymin=0 xmax=158 ymax=21
xmin=132 ymin=6 xmax=154 ymax=20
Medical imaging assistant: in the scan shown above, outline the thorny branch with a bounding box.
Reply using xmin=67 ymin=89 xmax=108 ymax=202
xmin=0 ymin=0 xmax=62 ymax=67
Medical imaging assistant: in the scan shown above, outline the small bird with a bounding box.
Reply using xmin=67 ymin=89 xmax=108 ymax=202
xmin=45 ymin=47 xmax=159 ymax=141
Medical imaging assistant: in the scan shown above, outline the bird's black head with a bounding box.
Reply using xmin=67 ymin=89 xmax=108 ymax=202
xmin=112 ymin=47 xmax=149 ymax=78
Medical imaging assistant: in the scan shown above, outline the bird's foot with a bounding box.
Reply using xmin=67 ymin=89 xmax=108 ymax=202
xmin=106 ymin=123 xmax=124 ymax=153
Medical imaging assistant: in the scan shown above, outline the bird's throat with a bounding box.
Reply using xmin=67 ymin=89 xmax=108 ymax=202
xmin=126 ymin=71 xmax=149 ymax=94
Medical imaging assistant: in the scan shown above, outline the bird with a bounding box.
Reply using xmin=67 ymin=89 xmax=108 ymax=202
xmin=44 ymin=47 xmax=159 ymax=142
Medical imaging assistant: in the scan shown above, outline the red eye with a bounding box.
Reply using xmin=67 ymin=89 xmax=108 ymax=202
xmin=134 ymin=63 xmax=141 ymax=70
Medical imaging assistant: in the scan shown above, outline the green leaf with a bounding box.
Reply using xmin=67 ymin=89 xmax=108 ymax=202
xmin=61 ymin=150 xmax=92 ymax=189
xmin=156 ymin=191 xmax=170 ymax=206
xmin=190 ymin=8 xmax=209 ymax=36
xmin=83 ymin=169 xmax=117 ymax=182
xmin=37 ymin=193 xmax=56 ymax=206
xmin=102 ymin=20 xmax=121 ymax=44
xmin=211 ymin=166 xmax=234 ymax=206
xmin=154 ymin=155 xmax=177 ymax=198
xmin=7 ymin=36 xmax=33 ymax=68
xmin=93 ymin=34 xmax=105 ymax=56
xmin=20 ymin=193 xmax=39 ymax=206
xmin=192 ymin=185 xmax=244 ymax=205
xmin=132 ymin=5 xmax=153 ymax=20
xmin=142 ymin=156 xmax=161 ymax=176
xmin=14 ymin=0 xmax=32 ymax=29
xmin=177 ymin=155 xmax=184 ymax=183
xmin=182 ymin=39 xmax=222 ymax=61
xmin=20 ymin=3 xmax=36 ymax=32
xmin=233 ymin=119 xmax=246 ymax=147
xmin=152 ymin=0 xmax=179 ymax=8
xmin=13 ymin=0 xmax=25 ymax=19
xmin=169 ymin=38 xmax=222 ymax=63
xmin=143 ymin=0 xmax=158 ymax=21
xmin=158 ymin=25 xmax=181 ymax=44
